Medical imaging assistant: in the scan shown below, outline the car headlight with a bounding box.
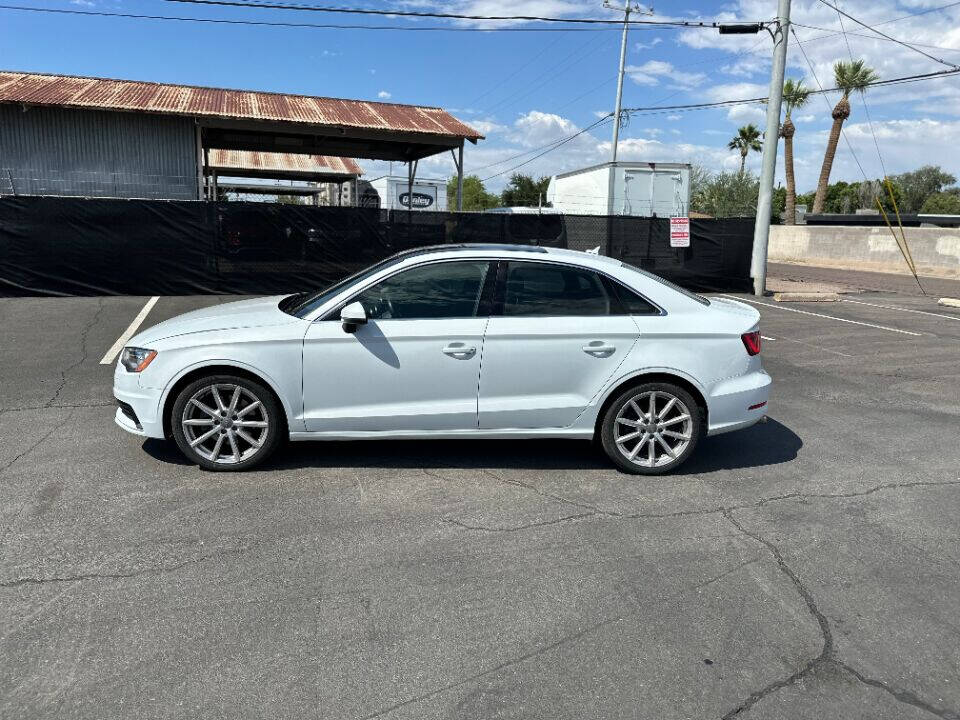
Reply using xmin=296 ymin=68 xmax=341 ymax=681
xmin=120 ymin=347 xmax=158 ymax=373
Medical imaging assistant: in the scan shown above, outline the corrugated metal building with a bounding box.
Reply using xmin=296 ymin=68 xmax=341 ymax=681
xmin=0 ymin=71 xmax=482 ymax=201
xmin=0 ymin=104 xmax=198 ymax=199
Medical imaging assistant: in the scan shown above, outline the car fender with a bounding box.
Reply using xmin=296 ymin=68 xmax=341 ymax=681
xmin=156 ymin=357 xmax=304 ymax=433
xmin=570 ymin=364 xmax=710 ymax=432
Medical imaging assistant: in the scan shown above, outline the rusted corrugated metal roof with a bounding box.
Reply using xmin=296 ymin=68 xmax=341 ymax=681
xmin=0 ymin=71 xmax=484 ymax=141
xmin=208 ymin=150 xmax=363 ymax=176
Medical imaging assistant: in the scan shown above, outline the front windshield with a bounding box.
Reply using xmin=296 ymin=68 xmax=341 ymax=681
xmin=280 ymin=255 xmax=406 ymax=318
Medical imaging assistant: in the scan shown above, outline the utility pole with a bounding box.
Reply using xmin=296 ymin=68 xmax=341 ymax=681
xmin=750 ymin=0 xmax=791 ymax=296
xmin=609 ymin=0 xmax=632 ymax=162
xmin=606 ymin=2 xmax=652 ymax=162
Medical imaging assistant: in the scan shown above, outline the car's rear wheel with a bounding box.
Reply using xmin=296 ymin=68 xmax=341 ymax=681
xmin=171 ymin=374 xmax=283 ymax=471
xmin=600 ymin=382 xmax=702 ymax=475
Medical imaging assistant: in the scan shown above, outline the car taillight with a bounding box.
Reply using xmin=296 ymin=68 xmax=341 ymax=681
xmin=741 ymin=330 xmax=761 ymax=356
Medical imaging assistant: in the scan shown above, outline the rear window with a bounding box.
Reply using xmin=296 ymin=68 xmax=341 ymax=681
xmin=621 ymin=262 xmax=711 ymax=306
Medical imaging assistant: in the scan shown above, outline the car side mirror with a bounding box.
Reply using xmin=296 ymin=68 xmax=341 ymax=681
xmin=340 ymin=301 xmax=367 ymax=333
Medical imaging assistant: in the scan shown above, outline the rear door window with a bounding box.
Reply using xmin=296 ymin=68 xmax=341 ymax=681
xmin=502 ymin=262 xmax=611 ymax=317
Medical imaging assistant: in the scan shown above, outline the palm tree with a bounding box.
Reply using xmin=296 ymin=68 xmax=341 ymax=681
xmin=811 ymin=59 xmax=879 ymax=214
xmin=780 ymin=78 xmax=811 ymax=224
xmin=728 ymin=124 xmax=763 ymax=174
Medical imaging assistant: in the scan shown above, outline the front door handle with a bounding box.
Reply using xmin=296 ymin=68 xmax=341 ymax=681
xmin=582 ymin=342 xmax=616 ymax=356
xmin=442 ymin=343 xmax=476 ymax=358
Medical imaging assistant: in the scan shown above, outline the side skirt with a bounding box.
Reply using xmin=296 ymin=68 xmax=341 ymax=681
xmin=288 ymin=428 xmax=595 ymax=442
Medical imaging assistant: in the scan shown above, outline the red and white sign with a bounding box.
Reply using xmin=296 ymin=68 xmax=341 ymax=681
xmin=670 ymin=216 xmax=690 ymax=248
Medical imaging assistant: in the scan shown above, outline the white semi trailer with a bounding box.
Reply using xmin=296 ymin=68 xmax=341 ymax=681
xmin=546 ymin=161 xmax=691 ymax=217
xmin=368 ymin=175 xmax=448 ymax=212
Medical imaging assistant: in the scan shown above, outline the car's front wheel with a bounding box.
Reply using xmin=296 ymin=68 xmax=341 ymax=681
xmin=600 ymin=382 xmax=702 ymax=475
xmin=171 ymin=374 xmax=283 ymax=471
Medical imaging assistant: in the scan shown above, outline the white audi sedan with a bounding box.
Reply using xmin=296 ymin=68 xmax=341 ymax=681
xmin=114 ymin=244 xmax=770 ymax=474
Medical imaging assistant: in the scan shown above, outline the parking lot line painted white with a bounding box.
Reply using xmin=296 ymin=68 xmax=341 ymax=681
xmin=841 ymin=297 xmax=960 ymax=322
xmin=761 ymin=335 xmax=775 ymax=341
xmin=720 ymin=295 xmax=923 ymax=337
xmin=768 ymin=334 xmax=853 ymax=357
xmin=99 ymin=296 xmax=160 ymax=365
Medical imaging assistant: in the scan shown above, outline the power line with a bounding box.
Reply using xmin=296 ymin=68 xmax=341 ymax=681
xmin=471 ymin=115 xmax=613 ymax=173
xmin=0 ymin=4 xmax=617 ymax=31
xmin=815 ymin=0 xmax=960 ymax=69
xmin=160 ymin=0 xmax=764 ymax=28
xmin=482 ymin=32 xmax=612 ymax=115
xmin=793 ymin=23 xmax=960 ymax=54
xmin=620 ymin=67 xmax=960 ymax=115
xmin=791 ymin=25 xmax=869 ymax=182
xmin=832 ymin=1 xmax=889 ymax=178
xmin=481 ymin=116 xmax=612 ymax=182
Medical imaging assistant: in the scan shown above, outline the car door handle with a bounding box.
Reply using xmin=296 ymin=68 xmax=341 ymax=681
xmin=442 ymin=343 xmax=476 ymax=357
xmin=582 ymin=342 xmax=616 ymax=356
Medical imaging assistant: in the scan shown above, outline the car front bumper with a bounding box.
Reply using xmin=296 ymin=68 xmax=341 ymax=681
xmin=113 ymin=361 xmax=166 ymax=439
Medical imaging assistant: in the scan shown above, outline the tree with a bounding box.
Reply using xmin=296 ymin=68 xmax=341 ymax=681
xmin=772 ymin=186 xmax=786 ymax=222
xmin=500 ymin=173 xmax=551 ymax=207
xmin=780 ymin=77 xmax=811 ymax=224
xmin=727 ymin=124 xmax=762 ymax=174
xmin=920 ymin=190 xmax=960 ymax=214
xmin=796 ymin=179 xmax=901 ymax=214
xmin=891 ymin=165 xmax=957 ymax=213
xmin=811 ymin=59 xmax=879 ymax=214
xmin=447 ymin=174 xmax=500 ymax=211
xmin=690 ymin=170 xmax=760 ymax=217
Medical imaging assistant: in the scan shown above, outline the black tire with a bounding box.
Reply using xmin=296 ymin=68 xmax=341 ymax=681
xmin=170 ymin=374 xmax=284 ymax=471
xmin=599 ymin=382 xmax=703 ymax=475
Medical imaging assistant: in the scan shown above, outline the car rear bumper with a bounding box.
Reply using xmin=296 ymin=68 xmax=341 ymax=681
xmin=706 ymin=369 xmax=771 ymax=436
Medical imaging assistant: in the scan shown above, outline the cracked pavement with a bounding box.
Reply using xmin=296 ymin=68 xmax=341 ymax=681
xmin=1 ymin=289 xmax=959 ymax=719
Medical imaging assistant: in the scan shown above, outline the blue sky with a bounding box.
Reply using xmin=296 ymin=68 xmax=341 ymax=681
xmin=3 ymin=0 xmax=960 ymax=192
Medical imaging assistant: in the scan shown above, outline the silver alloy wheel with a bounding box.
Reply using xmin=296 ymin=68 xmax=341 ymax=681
xmin=180 ymin=383 xmax=269 ymax=465
xmin=614 ymin=390 xmax=693 ymax=468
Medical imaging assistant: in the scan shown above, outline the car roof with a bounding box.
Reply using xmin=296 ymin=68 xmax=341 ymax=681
xmin=393 ymin=243 xmax=622 ymax=268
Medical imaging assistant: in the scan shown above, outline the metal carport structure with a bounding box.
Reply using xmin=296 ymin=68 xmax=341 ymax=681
xmin=0 ymin=71 xmax=483 ymax=208
xmin=204 ymin=150 xmax=363 ymax=205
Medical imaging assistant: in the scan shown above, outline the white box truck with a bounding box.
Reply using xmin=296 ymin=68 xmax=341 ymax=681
xmin=546 ymin=161 xmax=691 ymax=217
xmin=368 ymin=175 xmax=448 ymax=212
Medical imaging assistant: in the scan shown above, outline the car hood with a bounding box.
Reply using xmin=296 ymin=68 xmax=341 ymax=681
xmin=131 ymin=295 xmax=300 ymax=345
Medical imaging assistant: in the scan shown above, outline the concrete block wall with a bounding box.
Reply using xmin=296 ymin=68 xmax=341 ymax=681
xmin=768 ymin=225 xmax=960 ymax=279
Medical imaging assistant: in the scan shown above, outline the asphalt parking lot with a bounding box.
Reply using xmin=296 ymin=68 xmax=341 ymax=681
xmin=2 ymin=274 xmax=959 ymax=720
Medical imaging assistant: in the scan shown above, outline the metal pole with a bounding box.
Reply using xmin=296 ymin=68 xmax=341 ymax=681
xmin=610 ymin=0 xmax=631 ymax=162
xmin=751 ymin=0 xmax=791 ymax=296
xmin=456 ymin=142 xmax=464 ymax=212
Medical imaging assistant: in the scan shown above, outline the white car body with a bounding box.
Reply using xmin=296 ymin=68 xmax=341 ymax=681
xmin=114 ymin=246 xmax=770 ymax=447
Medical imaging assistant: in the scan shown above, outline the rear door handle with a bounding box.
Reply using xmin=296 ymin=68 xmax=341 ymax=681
xmin=442 ymin=343 xmax=476 ymax=357
xmin=582 ymin=342 xmax=616 ymax=356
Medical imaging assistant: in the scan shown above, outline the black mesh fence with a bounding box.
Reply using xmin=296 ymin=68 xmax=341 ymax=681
xmin=0 ymin=196 xmax=754 ymax=296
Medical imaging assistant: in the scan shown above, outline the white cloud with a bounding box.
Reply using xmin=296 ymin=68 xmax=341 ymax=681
xmin=625 ymin=60 xmax=707 ymax=89
xmin=469 ymin=119 xmax=506 ymax=135
xmin=511 ymin=110 xmax=579 ymax=147
xmin=726 ymin=104 xmax=767 ymax=125
xmin=667 ymin=114 xmax=681 ymax=121
xmin=377 ymin=90 xmax=392 ymax=99
xmin=795 ymin=114 xmax=816 ymax=123
xmin=634 ymin=37 xmax=663 ymax=51
xmin=703 ymin=82 xmax=767 ymax=104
